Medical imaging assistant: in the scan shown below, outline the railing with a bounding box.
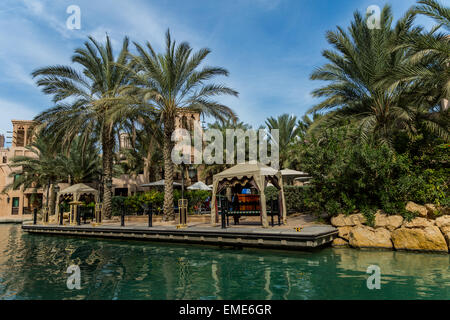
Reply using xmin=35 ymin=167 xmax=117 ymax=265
xmin=23 ymin=207 xmax=32 ymax=215
xmin=11 ymin=207 xmax=19 ymax=215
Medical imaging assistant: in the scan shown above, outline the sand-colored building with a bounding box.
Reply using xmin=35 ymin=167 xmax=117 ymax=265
xmin=0 ymin=120 xmax=42 ymax=219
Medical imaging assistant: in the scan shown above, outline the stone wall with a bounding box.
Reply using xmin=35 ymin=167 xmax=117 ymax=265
xmin=331 ymin=202 xmax=450 ymax=253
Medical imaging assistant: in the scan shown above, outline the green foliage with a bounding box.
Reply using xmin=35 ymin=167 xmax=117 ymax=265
xmin=265 ymin=185 xmax=310 ymax=213
xmin=295 ymin=127 xmax=449 ymax=216
xmin=112 ymin=190 xmax=211 ymax=215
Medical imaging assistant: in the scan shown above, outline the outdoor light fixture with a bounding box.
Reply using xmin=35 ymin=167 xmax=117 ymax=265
xmin=188 ymin=165 xmax=197 ymax=180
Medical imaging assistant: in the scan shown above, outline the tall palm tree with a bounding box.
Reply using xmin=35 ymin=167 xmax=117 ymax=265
xmin=265 ymin=114 xmax=300 ymax=168
xmin=32 ymin=36 xmax=133 ymax=219
xmin=308 ymin=5 xmax=432 ymax=146
xmin=125 ymin=30 xmax=238 ymax=220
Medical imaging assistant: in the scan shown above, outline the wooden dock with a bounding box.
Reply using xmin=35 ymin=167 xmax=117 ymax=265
xmin=22 ymin=223 xmax=338 ymax=250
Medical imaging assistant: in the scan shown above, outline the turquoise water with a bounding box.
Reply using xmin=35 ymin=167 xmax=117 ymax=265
xmin=0 ymin=224 xmax=448 ymax=300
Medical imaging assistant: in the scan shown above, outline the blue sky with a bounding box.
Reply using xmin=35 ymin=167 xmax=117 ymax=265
xmin=0 ymin=0 xmax=436 ymax=139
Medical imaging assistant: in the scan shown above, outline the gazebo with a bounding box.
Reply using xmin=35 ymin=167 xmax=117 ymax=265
xmin=210 ymin=163 xmax=287 ymax=228
xmin=55 ymin=183 xmax=100 ymax=219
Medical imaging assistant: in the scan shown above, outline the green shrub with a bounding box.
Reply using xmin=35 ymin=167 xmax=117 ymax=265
xmin=112 ymin=189 xmax=212 ymax=215
xmin=293 ymin=127 xmax=449 ymax=217
xmin=265 ymin=185 xmax=310 ymax=213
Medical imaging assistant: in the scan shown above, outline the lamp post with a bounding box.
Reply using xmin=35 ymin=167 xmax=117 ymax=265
xmin=187 ymin=164 xmax=197 ymax=181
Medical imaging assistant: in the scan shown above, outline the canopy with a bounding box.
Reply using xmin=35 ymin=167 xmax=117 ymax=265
xmin=56 ymin=183 xmax=99 ymax=216
xmin=280 ymin=169 xmax=308 ymax=176
xmin=187 ymin=181 xmax=212 ymax=191
xmin=210 ymin=163 xmax=287 ymax=228
xmin=140 ymin=180 xmax=182 ymax=187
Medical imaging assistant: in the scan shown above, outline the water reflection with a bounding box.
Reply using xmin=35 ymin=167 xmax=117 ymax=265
xmin=0 ymin=225 xmax=448 ymax=300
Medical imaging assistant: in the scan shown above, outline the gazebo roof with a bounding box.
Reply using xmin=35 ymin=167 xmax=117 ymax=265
xmin=280 ymin=168 xmax=308 ymax=176
xmin=59 ymin=183 xmax=98 ymax=195
xmin=214 ymin=162 xmax=279 ymax=181
xmin=140 ymin=180 xmax=182 ymax=187
xmin=187 ymin=181 xmax=212 ymax=191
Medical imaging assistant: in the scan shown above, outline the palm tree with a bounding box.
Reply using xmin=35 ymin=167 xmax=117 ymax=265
xmin=383 ymin=0 xmax=449 ymax=137
xmin=32 ymin=36 xmax=133 ymax=219
xmin=126 ymin=30 xmax=238 ymax=220
xmin=59 ymin=136 xmax=102 ymax=185
xmin=203 ymin=120 xmax=252 ymax=180
xmin=308 ymin=5 xmax=431 ymax=146
xmin=265 ymin=114 xmax=300 ymax=168
xmin=117 ymin=116 xmax=164 ymax=182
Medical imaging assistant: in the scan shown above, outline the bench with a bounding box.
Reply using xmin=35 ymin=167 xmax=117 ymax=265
xmin=219 ymin=205 xmax=281 ymax=227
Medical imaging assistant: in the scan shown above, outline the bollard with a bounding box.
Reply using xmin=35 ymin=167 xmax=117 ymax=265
xmin=148 ymin=204 xmax=153 ymax=228
xmin=33 ymin=208 xmax=37 ymax=225
xmin=59 ymin=205 xmax=63 ymax=225
xmin=271 ymin=199 xmax=275 ymax=227
xmin=221 ymin=199 xmax=227 ymax=229
xmin=76 ymin=206 xmax=81 ymax=225
xmin=121 ymin=205 xmax=125 ymax=227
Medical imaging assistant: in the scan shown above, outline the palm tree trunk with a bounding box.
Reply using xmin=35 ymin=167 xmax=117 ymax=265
xmin=163 ymin=117 xmax=175 ymax=221
xmin=102 ymin=128 xmax=114 ymax=219
xmin=49 ymin=184 xmax=56 ymax=216
xmin=143 ymin=148 xmax=152 ymax=183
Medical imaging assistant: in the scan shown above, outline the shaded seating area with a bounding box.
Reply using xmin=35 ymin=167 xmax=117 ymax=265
xmin=55 ymin=183 xmax=100 ymax=225
xmin=211 ymin=163 xmax=287 ymax=228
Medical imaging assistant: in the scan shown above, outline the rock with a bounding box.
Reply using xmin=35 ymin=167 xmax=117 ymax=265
xmin=435 ymin=215 xmax=450 ymax=229
xmin=337 ymin=226 xmax=353 ymax=240
xmin=403 ymin=217 xmax=434 ymax=228
xmin=425 ymin=204 xmax=438 ymax=218
xmin=405 ymin=201 xmax=428 ymax=217
xmin=332 ymin=238 xmax=349 ymax=247
xmin=348 ymin=226 xmax=393 ymax=249
xmin=440 ymin=226 xmax=450 ymax=247
xmin=391 ymin=226 xmax=448 ymax=252
xmin=331 ymin=214 xmax=366 ymax=227
xmin=374 ymin=213 xmax=403 ymax=231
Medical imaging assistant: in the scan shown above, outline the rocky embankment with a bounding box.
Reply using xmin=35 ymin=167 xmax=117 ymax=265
xmin=331 ymin=202 xmax=450 ymax=253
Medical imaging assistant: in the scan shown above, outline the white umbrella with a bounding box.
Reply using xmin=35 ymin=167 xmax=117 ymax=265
xmin=187 ymin=181 xmax=212 ymax=191
xmin=140 ymin=179 xmax=182 ymax=187
xmin=280 ymin=169 xmax=309 ymax=176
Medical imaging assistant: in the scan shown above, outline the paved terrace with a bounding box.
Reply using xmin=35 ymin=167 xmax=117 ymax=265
xmin=22 ymin=214 xmax=338 ymax=250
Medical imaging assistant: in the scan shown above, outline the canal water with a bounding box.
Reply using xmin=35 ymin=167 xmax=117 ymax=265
xmin=0 ymin=224 xmax=448 ymax=300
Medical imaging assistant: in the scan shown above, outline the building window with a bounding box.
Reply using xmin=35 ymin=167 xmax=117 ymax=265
xmin=2 ymin=156 xmax=6 ymax=163
xmin=13 ymin=174 xmax=21 ymax=190
xmin=12 ymin=197 xmax=19 ymax=215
